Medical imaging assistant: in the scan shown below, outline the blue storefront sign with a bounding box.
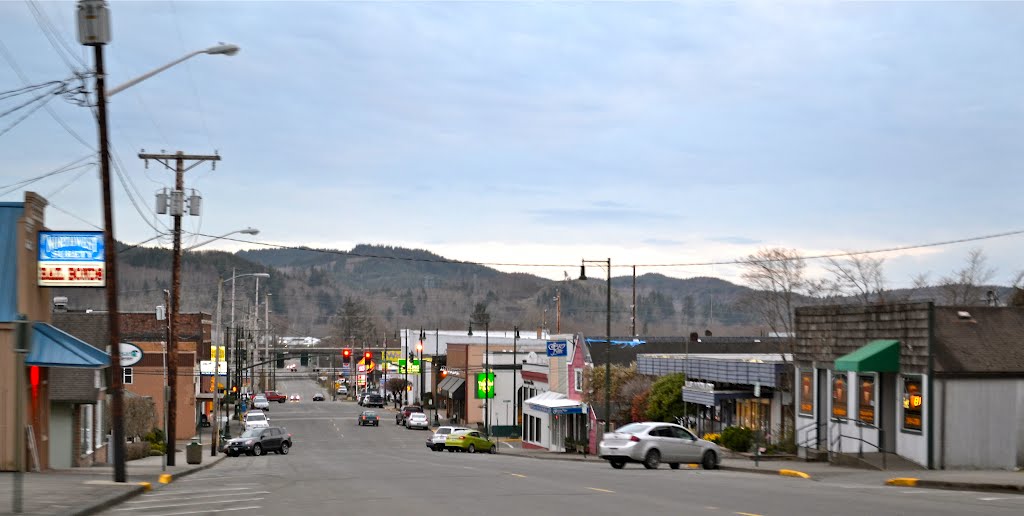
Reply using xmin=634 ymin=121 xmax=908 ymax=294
xmin=546 ymin=340 xmax=568 ymax=357
xmin=37 ymin=231 xmax=106 ymax=287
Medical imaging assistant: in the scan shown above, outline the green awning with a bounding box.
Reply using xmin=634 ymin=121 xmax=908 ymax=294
xmin=834 ymin=339 xmax=900 ymax=373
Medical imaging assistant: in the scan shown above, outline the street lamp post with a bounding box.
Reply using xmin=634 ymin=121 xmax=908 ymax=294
xmin=580 ymin=258 xmax=612 ymax=433
xmin=225 ymin=270 xmax=268 ymax=436
xmin=77 ymin=0 xmax=238 ymax=479
xmin=417 ymin=329 xmax=425 ymax=408
xmin=185 ymin=227 xmax=259 ymax=251
xmin=512 ymin=326 xmax=519 ymax=429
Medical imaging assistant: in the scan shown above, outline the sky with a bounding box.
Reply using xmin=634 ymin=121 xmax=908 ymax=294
xmin=1 ymin=1 xmax=1022 ymax=288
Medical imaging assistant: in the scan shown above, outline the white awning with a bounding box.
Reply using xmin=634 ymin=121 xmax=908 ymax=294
xmin=524 ymin=391 xmax=587 ymax=415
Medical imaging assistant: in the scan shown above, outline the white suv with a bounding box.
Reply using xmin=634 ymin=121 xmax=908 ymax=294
xmin=252 ymin=395 xmax=270 ymax=411
xmin=244 ymin=411 xmax=270 ymax=431
xmin=426 ymin=426 xmax=468 ymax=451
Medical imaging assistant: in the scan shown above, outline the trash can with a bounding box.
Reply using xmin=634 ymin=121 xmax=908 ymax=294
xmin=186 ymin=438 xmax=203 ymax=465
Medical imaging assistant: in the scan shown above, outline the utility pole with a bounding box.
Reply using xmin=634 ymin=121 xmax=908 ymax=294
xmin=631 ymin=265 xmax=636 ymax=337
xmin=78 ymin=0 xmax=126 ymax=483
xmin=555 ymin=290 xmax=561 ymax=333
xmin=141 ymin=151 xmax=219 ymax=466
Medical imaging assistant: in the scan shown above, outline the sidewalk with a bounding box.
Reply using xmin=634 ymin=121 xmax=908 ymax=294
xmin=0 ymin=421 xmax=241 ymax=516
xmin=497 ymin=444 xmax=1024 ymax=494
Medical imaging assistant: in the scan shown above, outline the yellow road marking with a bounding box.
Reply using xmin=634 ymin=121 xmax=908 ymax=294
xmin=587 ymin=487 xmax=615 ymax=493
xmin=779 ymin=469 xmax=811 ymax=479
xmin=158 ymin=474 xmax=172 ymax=484
xmin=886 ymin=477 xmax=919 ymax=487
xmin=138 ymin=482 xmax=152 ymax=491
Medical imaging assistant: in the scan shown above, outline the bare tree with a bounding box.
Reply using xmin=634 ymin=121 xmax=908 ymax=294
xmin=1011 ymin=270 xmax=1024 ymax=307
xmin=824 ymin=254 xmax=888 ymax=305
xmin=938 ymin=248 xmax=997 ymax=305
xmin=739 ymin=248 xmax=809 ymax=345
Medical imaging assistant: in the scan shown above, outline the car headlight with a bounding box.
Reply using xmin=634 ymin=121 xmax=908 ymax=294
xmin=244 ymin=440 xmax=254 ymax=445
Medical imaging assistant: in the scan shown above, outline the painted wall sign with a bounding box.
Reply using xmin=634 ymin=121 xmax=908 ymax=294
xmin=832 ymin=373 xmax=849 ymax=418
xmin=799 ymin=371 xmax=814 ymax=415
xmin=546 ymin=340 xmax=568 ymax=357
xmin=858 ymin=374 xmax=876 ymax=424
xmin=37 ymin=231 xmax=106 ymax=287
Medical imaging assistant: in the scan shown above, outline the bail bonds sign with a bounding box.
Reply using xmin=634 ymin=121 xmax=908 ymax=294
xmin=37 ymin=231 xmax=105 ymax=287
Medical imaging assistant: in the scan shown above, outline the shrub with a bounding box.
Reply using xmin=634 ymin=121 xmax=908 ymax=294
xmin=702 ymin=432 xmax=721 ymax=444
xmin=721 ymin=426 xmax=754 ymax=452
xmin=125 ymin=441 xmax=152 ymax=461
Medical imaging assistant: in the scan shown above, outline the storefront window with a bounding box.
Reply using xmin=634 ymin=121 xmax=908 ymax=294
xmin=857 ymin=375 xmax=875 ymax=425
xmin=902 ymin=376 xmax=923 ymax=432
xmin=799 ymin=371 xmax=814 ymax=415
xmin=831 ymin=373 xmax=848 ymax=418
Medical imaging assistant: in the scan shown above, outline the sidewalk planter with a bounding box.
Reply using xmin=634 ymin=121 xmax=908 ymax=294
xmin=186 ymin=439 xmax=202 ymax=465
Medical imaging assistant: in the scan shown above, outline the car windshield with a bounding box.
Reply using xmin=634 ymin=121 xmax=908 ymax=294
xmin=253 ymin=396 xmax=267 ymax=401
xmin=615 ymin=423 xmax=650 ymax=434
xmin=247 ymin=413 xmax=266 ymax=421
xmin=240 ymin=429 xmax=261 ymax=438
xmin=437 ymin=428 xmax=452 ymax=435
xmin=363 ymin=411 xmax=376 ymax=417
xmin=410 ymin=413 xmax=426 ymax=419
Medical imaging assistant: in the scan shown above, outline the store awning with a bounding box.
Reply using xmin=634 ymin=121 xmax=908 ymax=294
xmin=439 ymin=377 xmax=465 ymax=397
xmin=682 ymin=388 xmax=755 ymax=406
xmin=26 ymin=323 xmax=109 ymax=368
xmin=525 ymin=391 xmax=587 ymax=415
xmin=834 ymin=339 xmax=900 ymax=373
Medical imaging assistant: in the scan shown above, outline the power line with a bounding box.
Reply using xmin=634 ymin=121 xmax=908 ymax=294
xmin=45 ymin=164 xmax=93 ymax=198
xmin=46 ymin=200 xmax=102 ymax=230
xmin=0 ymin=36 xmax=94 ymax=150
xmin=187 ymin=228 xmax=1024 ymax=270
xmin=24 ymin=0 xmax=87 ymax=73
xmin=0 ymin=154 xmax=94 ymax=196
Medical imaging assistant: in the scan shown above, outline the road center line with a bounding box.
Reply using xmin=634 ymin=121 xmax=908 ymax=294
xmin=735 ymin=512 xmax=764 ymax=516
xmin=587 ymin=487 xmax=614 ymax=493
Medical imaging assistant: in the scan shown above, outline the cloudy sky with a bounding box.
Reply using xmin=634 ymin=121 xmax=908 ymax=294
xmin=1 ymin=1 xmax=1022 ymax=287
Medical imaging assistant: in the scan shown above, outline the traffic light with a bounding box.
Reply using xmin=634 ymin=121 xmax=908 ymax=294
xmin=342 ymin=348 xmax=351 ymax=364
xmin=364 ymin=351 xmax=372 ymax=361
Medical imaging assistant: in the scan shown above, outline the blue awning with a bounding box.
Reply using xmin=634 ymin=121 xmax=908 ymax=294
xmin=26 ymin=322 xmax=109 ymax=368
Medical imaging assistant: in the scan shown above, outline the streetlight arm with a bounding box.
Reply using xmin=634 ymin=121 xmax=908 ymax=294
xmin=185 ymin=227 xmax=259 ymax=251
xmin=106 ymin=44 xmax=239 ymax=97
xmin=106 ymin=50 xmax=203 ymax=97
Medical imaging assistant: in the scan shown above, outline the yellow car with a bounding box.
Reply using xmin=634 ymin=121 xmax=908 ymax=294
xmin=444 ymin=429 xmax=495 ymax=453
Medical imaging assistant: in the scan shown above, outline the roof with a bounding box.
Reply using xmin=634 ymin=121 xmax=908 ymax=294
xmin=585 ymin=335 xmax=788 ymax=365
xmin=50 ymin=368 xmax=99 ymax=404
xmin=52 ymin=312 xmax=110 ymax=349
xmin=933 ymin=307 xmax=1024 ymax=375
xmin=26 ymin=322 xmax=109 ymax=368
xmin=834 ymin=339 xmax=900 ymax=373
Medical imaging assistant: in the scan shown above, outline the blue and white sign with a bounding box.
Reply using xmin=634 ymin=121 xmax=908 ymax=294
xmin=546 ymin=340 xmax=568 ymax=357
xmin=37 ymin=231 xmax=106 ymax=287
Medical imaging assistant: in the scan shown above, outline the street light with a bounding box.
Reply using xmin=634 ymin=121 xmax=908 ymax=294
xmin=417 ymin=329 xmax=425 ymax=409
xmin=185 ymin=227 xmax=259 ymax=251
xmin=580 ymin=258 xmax=612 ymax=433
xmin=106 ymin=43 xmax=240 ymax=97
xmin=78 ymin=0 xmax=239 ymax=480
xmin=220 ymin=270 xmax=269 ymax=434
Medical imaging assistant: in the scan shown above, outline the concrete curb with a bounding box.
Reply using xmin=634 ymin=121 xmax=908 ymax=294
xmin=71 ymin=453 xmax=227 ymax=515
xmin=719 ymin=465 xmax=813 ymax=480
xmin=69 ymin=484 xmax=148 ymax=516
xmin=886 ymin=477 xmax=1024 ymax=494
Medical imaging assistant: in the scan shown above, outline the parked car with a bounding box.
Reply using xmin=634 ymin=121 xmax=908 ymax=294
xmin=312 ymin=392 xmax=325 ymax=401
xmin=336 ymin=386 xmax=348 ymax=396
xmin=264 ymin=391 xmax=288 ymax=403
xmin=444 ymin=429 xmax=495 ymax=453
xmin=406 ymin=412 xmax=429 ymax=430
xmin=251 ymin=395 xmax=270 ymax=411
xmin=396 ymin=405 xmax=423 ymax=425
xmin=358 ymin=410 xmax=380 ymax=426
xmin=244 ymin=411 xmax=270 ymax=431
xmin=598 ymin=422 xmax=721 ymax=470
xmin=357 ymin=393 xmax=369 ymax=406
xmin=427 ymin=426 xmax=469 ymax=451
xmin=364 ymin=394 xmax=384 ymax=408
xmin=224 ymin=426 xmax=292 ymax=457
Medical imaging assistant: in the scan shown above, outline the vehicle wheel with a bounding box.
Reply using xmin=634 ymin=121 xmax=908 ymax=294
xmin=447 ymin=448 xmax=454 ymax=453
xmin=702 ymin=451 xmax=717 ymax=470
xmin=643 ymin=449 xmax=660 ymax=470
xmin=375 ymin=422 xmax=379 ymax=426
xmin=610 ymin=459 xmax=626 ymax=469
xmin=227 ymin=451 xmax=236 ymax=457
xmin=253 ymin=444 xmax=263 ymax=457
xmin=280 ymin=443 xmax=289 ymax=455
xmin=468 ymin=444 xmax=476 ymax=453
xmin=669 ymin=463 xmax=680 ymax=470
xmin=489 ymin=445 xmax=496 ymax=454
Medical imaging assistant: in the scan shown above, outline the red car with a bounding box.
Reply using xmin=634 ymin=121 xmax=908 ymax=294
xmin=264 ymin=391 xmax=287 ymax=403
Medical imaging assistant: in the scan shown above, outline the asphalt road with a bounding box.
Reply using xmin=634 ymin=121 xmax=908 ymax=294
xmin=102 ymin=375 xmax=1024 ymax=516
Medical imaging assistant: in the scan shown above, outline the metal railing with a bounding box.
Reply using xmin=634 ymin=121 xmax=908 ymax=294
xmin=829 ymin=417 xmax=886 ymax=470
xmin=796 ymin=420 xmax=825 ymax=451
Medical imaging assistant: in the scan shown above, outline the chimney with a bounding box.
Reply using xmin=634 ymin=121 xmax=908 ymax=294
xmin=53 ymin=296 xmax=68 ymax=313
xmin=689 ymin=332 xmax=699 ymax=342
xmin=704 ymin=329 xmax=713 ymax=337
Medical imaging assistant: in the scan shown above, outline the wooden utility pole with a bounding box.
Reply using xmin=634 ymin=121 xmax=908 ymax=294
xmin=139 ymin=151 xmax=219 ymax=466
